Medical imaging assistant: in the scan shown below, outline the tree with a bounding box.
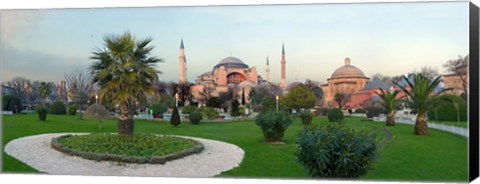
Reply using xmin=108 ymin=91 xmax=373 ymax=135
xmin=375 ymin=89 xmax=402 ymax=126
xmin=170 ymin=82 xmax=193 ymax=107
xmin=241 ymin=88 xmax=246 ymax=106
xmin=38 ymin=82 xmax=52 ymax=105
xmin=231 ymin=99 xmax=241 ymax=118
xmin=394 ymin=74 xmax=451 ymax=135
xmin=413 ymin=66 xmax=439 ymax=81
xmin=304 ymin=79 xmax=324 ymax=106
xmin=170 ymin=106 xmax=181 ymax=127
xmin=6 ymin=77 xmax=31 ymax=103
xmin=206 ymin=97 xmax=224 ymax=108
xmin=90 ymin=32 xmax=161 ymax=136
xmin=65 ymin=69 xmax=93 ymax=119
xmin=334 ymin=93 xmax=349 ymax=109
xmin=85 ymin=104 xmax=110 ymax=129
xmin=283 ymin=85 xmax=316 ymax=112
xmin=443 ymin=55 xmax=468 ymax=98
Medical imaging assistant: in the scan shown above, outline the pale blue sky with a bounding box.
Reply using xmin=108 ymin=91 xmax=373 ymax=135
xmin=1 ymin=1 xmax=469 ymax=85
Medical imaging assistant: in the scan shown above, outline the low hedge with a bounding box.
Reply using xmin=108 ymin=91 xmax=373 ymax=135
xmin=51 ymin=133 xmax=204 ymax=164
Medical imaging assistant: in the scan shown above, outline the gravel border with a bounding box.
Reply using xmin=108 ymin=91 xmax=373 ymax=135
xmin=4 ymin=133 xmax=245 ymax=177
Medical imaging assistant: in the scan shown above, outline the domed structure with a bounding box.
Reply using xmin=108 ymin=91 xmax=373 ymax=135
xmin=321 ymin=58 xmax=370 ymax=108
xmin=213 ymin=57 xmax=249 ymax=70
xmin=329 ymin=58 xmax=368 ymax=80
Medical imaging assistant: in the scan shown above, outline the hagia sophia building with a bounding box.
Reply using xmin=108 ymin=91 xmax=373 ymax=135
xmin=175 ymin=39 xmax=460 ymax=109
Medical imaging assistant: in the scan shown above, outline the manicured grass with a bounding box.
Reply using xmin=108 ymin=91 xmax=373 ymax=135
xmin=57 ymin=134 xmax=197 ymax=158
xmin=1 ymin=113 xmax=468 ymax=182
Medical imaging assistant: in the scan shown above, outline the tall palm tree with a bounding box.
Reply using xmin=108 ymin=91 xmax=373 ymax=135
xmin=375 ymin=88 xmax=402 ymax=126
xmin=394 ymin=74 xmax=451 ymax=135
xmin=38 ymin=82 xmax=52 ymax=105
xmin=90 ymin=32 xmax=161 ymax=136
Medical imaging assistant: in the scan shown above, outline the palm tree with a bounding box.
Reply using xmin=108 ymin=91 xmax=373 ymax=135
xmin=375 ymin=88 xmax=402 ymax=126
xmin=394 ymin=74 xmax=451 ymax=135
xmin=38 ymin=82 xmax=52 ymax=105
xmin=90 ymin=32 xmax=161 ymax=136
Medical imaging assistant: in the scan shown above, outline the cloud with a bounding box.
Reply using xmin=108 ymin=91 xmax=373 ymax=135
xmin=1 ymin=10 xmax=43 ymax=40
xmin=1 ymin=43 xmax=91 ymax=83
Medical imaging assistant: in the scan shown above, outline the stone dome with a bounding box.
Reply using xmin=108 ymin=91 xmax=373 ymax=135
xmin=329 ymin=58 xmax=368 ymax=80
xmin=213 ymin=56 xmax=249 ymax=69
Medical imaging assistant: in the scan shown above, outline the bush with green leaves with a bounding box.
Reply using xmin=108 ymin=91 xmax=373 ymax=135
xmin=327 ymin=108 xmax=344 ymax=122
xmin=149 ymin=103 xmax=167 ymax=115
xmin=299 ymin=110 xmax=313 ymax=125
xmin=85 ymin=104 xmax=110 ymax=129
xmin=428 ymin=95 xmax=467 ymax=122
xmin=354 ymin=108 xmax=365 ymax=114
xmin=364 ymin=106 xmax=385 ymax=118
xmin=2 ymin=95 xmax=22 ymax=113
xmin=195 ymin=107 xmax=219 ymax=119
xmin=170 ymin=106 xmax=181 ymax=127
xmin=255 ymin=111 xmax=293 ymax=143
xmin=67 ymin=105 xmax=77 ymax=115
xmin=50 ymin=101 xmax=67 ymax=114
xmin=35 ymin=105 xmax=49 ymax=121
xmin=316 ymin=107 xmax=331 ymax=116
xmin=231 ymin=99 xmax=241 ymax=117
xmin=296 ymin=123 xmax=377 ymax=178
xmin=189 ymin=111 xmax=203 ymax=125
xmin=181 ymin=105 xmax=197 ymax=114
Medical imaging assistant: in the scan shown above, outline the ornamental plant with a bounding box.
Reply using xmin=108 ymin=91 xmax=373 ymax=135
xmin=296 ymin=123 xmax=377 ymax=178
xmin=299 ymin=110 xmax=313 ymax=125
xmin=170 ymin=106 xmax=181 ymax=127
xmin=35 ymin=105 xmax=49 ymax=121
xmin=51 ymin=101 xmax=67 ymax=114
xmin=255 ymin=111 xmax=293 ymax=143
xmin=85 ymin=104 xmax=110 ymax=129
xmin=327 ymin=108 xmax=344 ymax=122
xmin=67 ymin=105 xmax=77 ymax=115
xmin=189 ymin=111 xmax=203 ymax=125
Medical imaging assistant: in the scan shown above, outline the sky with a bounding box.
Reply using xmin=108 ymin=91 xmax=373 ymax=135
xmin=0 ymin=1 xmax=470 ymax=85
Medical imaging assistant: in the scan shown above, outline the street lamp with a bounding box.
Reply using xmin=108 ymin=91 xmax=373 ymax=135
xmin=95 ymin=95 xmax=98 ymax=104
xmin=175 ymin=93 xmax=179 ymax=108
xmin=276 ymin=95 xmax=279 ymax=112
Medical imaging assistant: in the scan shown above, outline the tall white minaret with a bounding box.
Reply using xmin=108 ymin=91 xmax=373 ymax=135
xmin=179 ymin=39 xmax=187 ymax=84
xmin=266 ymin=57 xmax=270 ymax=83
xmin=280 ymin=43 xmax=286 ymax=90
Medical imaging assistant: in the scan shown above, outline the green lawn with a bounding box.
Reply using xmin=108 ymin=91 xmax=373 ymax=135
xmin=1 ymin=113 xmax=468 ymax=182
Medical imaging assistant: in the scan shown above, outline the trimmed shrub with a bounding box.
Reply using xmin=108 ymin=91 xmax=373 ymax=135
xmin=35 ymin=105 xmax=49 ymax=121
xmin=299 ymin=110 xmax=313 ymax=125
xmin=195 ymin=107 xmax=219 ymax=119
xmin=364 ymin=106 xmax=385 ymax=118
xmin=255 ymin=111 xmax=293 ymax=143
xmin=150 ymin=103 xmax=167 ymax=115
xmin=189 ymin=111 xmax=203 ymax=125
xmin=170 ymin=106 xmax=181 ymax=127
xmin=327 ymin=108 xmax=344 ymax=122
xmin=296 ymin=123 xmax=377 ymax=178
xmin=67 ymin=105 xmax=77 ymax=115
xmin=3 ymin=95 xmax=22 ymax=113
xmin=181 ymin=105 xmax=197 ymax=114
xmin=355 ymin=108 xmax=366 ymax=114
xmin=50 ymin=101 xmax=67 ymax=114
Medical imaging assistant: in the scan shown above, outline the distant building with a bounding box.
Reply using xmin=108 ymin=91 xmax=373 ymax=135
xmin=442 ymin=55 xmax=468 ymax=96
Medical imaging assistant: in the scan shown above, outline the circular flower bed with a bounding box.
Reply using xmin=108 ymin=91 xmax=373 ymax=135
xmin=51 ymin=133 xmax=204 ymax=164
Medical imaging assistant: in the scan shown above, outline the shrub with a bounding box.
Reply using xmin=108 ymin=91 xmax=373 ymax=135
xmin=35 ymin=105 xmax=49 ymax=121
xmin=195 ymin=107 xmax=219 ymax=119
xmin=181 ymin=105 xmax=197 ymax=114
xmin=206 ymin=97 xmax=224 ymax=108
xmin=428 ymin=98 xmax=467 ymax=122
xmin=255 ymin=111 xmax=293 ymax=143
xmin=50 ymin=101 xmax=67 ymax=114
xmin=364 ymin=106 xmax=385 ymax=118
xmin=189 ymin=111 xmax=203 ymax=125
xmin=67 ymin=105 xmax=77 ymax=115
xmin=3 ymin=95 xmax=22 ymax=113
xmin=299 ymin=110 xmax=313 ymax=125
xmin=150 ymin=103 xmax=167 ymax=115
xmin=296 ymin=124 xmax=377 ymax=178
xmin=355 ymin=108 xmax=366 ymax=114
xmin=316 ymin=107 xmax=331 ymax=116
xmin=85 ymin=104 xmax=110 ymax=129
xmin=327 ymin=108 xmax=344 ymax=122
xmin=231 ymin=99 xmax=241 ymax=117
xmin=170 ymin=106 xmax=181 ymax=127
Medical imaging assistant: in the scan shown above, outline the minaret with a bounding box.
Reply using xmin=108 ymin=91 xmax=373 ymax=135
xmin=280 ymin=43 xmax=286 ymax=90
xmin=266 ymin=57 xmax=270 ymax=83
xmin=179 ymin=39 xmax=187 ymax=84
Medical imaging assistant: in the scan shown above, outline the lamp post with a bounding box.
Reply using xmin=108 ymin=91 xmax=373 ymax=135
xmin=276 ymin=95 xmax=279 ymax=112
xmin=175 ymin=93 xmax=179 ymax=108
xmin=95 ymin=95 xmax=98 ymax=104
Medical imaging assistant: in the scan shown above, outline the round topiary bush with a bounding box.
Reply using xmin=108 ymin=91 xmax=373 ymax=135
xmin=296 ymin=124 xmax=377 ymax=178
xmin=67 ymin=105 xmax=77 ymax=115
xmin=50 ymin=101 xmax=66 ymax=114
xmin=35 ymin=105 xmax=49 ymax=121
xmin=181 ymin=105 xmax=197 ymax=114
xmin=299 ymin=110 xmax=313 ymax=125
xmin=327 ymin=108 xmax=344 ymax=122
xmin=355 ymin=108 xmax=366 ymax=114
xmin=189 ymin=111 xmax=203 ymax=125
xmin=255 ymin=111 xmax=293 ymax=143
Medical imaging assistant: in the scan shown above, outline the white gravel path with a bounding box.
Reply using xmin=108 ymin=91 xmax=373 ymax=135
xmin=4 ymin=133 xmax=245 ymax=177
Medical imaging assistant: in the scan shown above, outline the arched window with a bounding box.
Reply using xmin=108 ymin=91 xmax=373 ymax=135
xmin=227 ymin=72 xmax=246 ymax=84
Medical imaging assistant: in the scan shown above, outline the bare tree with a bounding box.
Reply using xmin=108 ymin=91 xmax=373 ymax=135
xmin=443 ymin=55 xmax=468 ymax=97
xmin=65 ymin=69 xmax=93 ymax=119
xmin=413 ymin=66 xmax=439 ymax=81
xmin=6 ymin=77 xmax=31 ymax=101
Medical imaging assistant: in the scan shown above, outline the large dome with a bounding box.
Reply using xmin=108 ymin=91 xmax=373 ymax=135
xmin=329 ymin=58 xmax=368 ymax=80
xmin=213 ymin=56 xmax=249 ymax=69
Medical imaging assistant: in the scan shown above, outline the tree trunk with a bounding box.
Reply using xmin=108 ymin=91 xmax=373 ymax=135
xmin=386 ymin=111 xmax=395 ymax=126
xmin=118 ymin=105 xmax=134 ymax=136
xmin=414 ymin=112 xmax=429 ymax=135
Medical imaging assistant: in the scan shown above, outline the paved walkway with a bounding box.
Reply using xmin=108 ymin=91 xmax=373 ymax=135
xmin=373 ymin=117 xmax=469 ymax=138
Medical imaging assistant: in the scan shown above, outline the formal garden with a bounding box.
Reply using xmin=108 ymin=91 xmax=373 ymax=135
xmin=1 ymin=32 xmax=470 ymax=182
